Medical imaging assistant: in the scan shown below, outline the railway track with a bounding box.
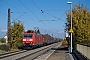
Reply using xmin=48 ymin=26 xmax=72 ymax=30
xmin=0 ymin=50 xmax=28 ymax=59
xmin=0 ymin=42 xmax=61 ymax=60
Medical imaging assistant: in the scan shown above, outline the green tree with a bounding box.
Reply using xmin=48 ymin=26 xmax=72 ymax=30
xmin=66 ymin=3 xmax=90 ymax=49
xmin=10 ymin=20 xmax=24 ymax=49
xmin=44 ymin=34 xmax=51 ymax=36
xmin=0 ymin=38 xmax=6 ymax=43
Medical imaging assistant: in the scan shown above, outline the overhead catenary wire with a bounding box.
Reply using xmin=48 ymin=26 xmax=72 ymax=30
xmin=18 ymin=0 xmax=50 ymax=31
xmin=3 ymin=0 xmax=20 ymax=12
xmin=31 ymin=0 xmax=57 ymax=33
xmin=40 ymin=10 xmax=66 ymax=34
xmin=41 ymin=10 xmax=66 ymax=22
xmin=31 ymin=0 xmax=50 ymax=22
xmin=31 ymin=0 xmax=66 ymax=36
xmin=18 ymin=0 xmax=53 ymax=30
xmin=31 ymin=0 xmax=48 ymax=19
xmin=42 ymin=10 xmax=67 ymax=11
xmin=15 ymin=12 xmax=26 ymax=20
xmin=1 ymin=0 xmax=64 ymax=37
xmin=18 ymin=0 xmax=40 ymax=20
xmin=2 ymin=0 xmax=26 ymax=21
xmin=0 ymin=12 xmax=15 ymax=19
xmin=1 ymin=0 xmax=38 ymax=29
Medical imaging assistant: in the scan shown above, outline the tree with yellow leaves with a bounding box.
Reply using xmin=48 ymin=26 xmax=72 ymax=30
xmin=10 ymin=20 xmax=24 ymax=49
xmin=66 ymin=3 xmax=90 ymax=49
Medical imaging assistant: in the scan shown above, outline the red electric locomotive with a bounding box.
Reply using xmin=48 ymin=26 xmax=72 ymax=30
xmin=22 ymin=30 xmax=43 ymax=49
xmin=21 ymin=30 xmax=59 ymax=49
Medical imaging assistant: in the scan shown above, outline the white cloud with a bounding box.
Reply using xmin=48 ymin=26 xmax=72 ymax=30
xmin=1 ymin=29 xmax=7 ymax=32
xmin=58 ymin=30 xmax=64 ymax=33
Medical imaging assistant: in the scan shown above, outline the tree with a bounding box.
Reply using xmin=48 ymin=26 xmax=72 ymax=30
xmin=44 ymin=34 xmax=51 ymax=36
xmin=66 ymin=3 xmax=90 ymax=49
xmin=10 ymin=20 xmax=24 ymax=49
xmin=0 ymin=38 xmax=6 ymax=43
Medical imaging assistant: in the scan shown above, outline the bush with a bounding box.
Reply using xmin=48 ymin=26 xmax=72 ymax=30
xmin=0 ymin=44 xmax=10 ymax=51
xmin=77 ymin=40 xmax=90 ymax=46
xmin=0 ymin=38 xmax=6 ymax=43
xmin=62 ymin=40 xmax=68 ymax=45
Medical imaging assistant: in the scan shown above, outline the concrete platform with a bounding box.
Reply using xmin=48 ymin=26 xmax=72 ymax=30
xmin=46 ymin=47 xmax=74 ymax=60
xmin=34 ymin=45 xmax=74 ymax=60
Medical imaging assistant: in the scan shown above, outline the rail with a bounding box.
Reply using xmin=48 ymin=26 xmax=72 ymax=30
xmin=0 ymin=42 xmax=61 ymax=60
xmin=0 ymin=50 xmax=28 ymax=59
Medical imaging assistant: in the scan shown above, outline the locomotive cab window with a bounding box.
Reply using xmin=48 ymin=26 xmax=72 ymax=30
xmin=24 ymin=34 xmax=33 ymax=38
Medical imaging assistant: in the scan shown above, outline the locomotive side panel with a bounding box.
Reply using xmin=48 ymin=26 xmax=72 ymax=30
xmin=35 ymin=34 xmax=43 ymax=46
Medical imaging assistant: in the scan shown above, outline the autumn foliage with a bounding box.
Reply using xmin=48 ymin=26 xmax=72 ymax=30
xmin=66 ymin=3 xmax=90 ymax=48
xmin=62 ymin=40 xmax=68 ymax=46
xmin=10 ymin=20 xmax=24 ymax=49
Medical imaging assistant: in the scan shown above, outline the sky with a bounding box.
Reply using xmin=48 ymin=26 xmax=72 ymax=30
xmin=0 ymin=0 xmax=90 ymax=38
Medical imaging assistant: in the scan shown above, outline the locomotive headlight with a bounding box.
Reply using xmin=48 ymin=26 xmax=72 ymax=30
xmin=23 ymin=39 xmax=26 ymax=41
xmin=30 ymin=39 xmax=33 ymax=41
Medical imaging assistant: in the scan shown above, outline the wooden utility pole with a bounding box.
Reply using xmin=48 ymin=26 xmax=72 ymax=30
xmin=7 ymin=8 xmax=11 ymax=47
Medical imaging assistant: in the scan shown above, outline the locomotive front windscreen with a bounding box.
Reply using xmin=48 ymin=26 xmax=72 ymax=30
xmin=24 ymin=34 xmax=33 ymax=38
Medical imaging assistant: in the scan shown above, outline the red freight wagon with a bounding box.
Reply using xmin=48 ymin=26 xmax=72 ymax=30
xmin=42 ymin=35 xmax=48 ymax=45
